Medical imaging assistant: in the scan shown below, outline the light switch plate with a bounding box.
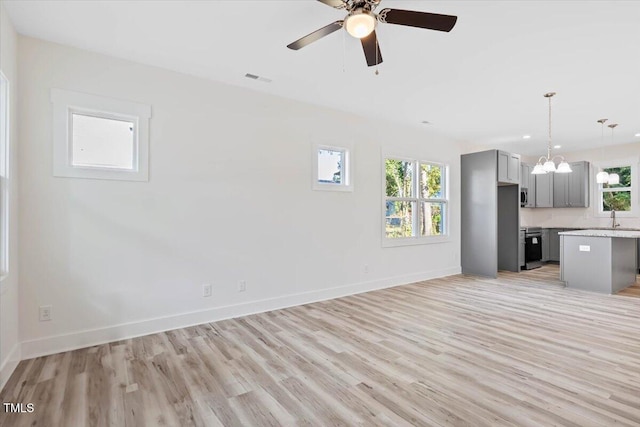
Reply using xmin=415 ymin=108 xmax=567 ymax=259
xmin=579 ymin=245 xmax=590 ymax=252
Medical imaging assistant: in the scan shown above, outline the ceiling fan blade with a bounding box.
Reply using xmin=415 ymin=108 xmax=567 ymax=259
xmin=316 ymin=0 xmax=347 ymax=9
xmin=379 ymin=8 xmax=457 ymax=32
xmin=361 ymin=31 xmax=383 ymax=67
xmin=287 ymin=21 xmax=344 ymax=50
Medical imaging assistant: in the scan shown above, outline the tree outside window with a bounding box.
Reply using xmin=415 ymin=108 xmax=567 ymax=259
xmin=601 ymin=166 xmax=632 ymax=212
xmin=385 ymin=158 xmax=447 ymax=240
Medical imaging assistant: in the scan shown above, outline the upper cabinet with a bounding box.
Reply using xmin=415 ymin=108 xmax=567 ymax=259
xmin=521 ymin=161 xmax=590 ymax=209
xmin=553 ymin=161 xmax=590 ymax=208
xmin=498 ymin=150 xmax=520 ymax=184
xmin=520 ymin=163 xmax=536 ymax=208
xmin=520 ymin=163 xmax=531 ymax=189
xmin=535 ymin=172 xmax=554 ymax=208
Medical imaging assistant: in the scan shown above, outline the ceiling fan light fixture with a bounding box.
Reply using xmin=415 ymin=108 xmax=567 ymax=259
xmin=344 ymin=10 xmax=376 ymax=39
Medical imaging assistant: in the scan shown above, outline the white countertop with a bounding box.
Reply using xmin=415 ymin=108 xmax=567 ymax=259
xmin=559 ymin=229 xmax=640 ymax=238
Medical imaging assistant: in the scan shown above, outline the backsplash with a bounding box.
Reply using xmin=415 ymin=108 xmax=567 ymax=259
xmin=521 ymin=207 xmax=640 ymax=229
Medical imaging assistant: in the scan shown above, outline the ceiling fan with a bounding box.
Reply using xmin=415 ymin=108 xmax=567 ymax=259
xmin=287 ymin=0 xmax=458 ymax=67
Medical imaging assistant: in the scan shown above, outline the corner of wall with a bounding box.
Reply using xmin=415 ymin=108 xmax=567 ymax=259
xmin=0 ymin=343 xmax=20 ymax=390
xmin=0 ymin=0 xmax=21 ymax=392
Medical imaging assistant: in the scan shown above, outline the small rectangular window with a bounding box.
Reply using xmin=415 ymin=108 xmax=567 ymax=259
xmin=71 ymin=112 xmax=136 ymax=170
xmin=51 ymin=89 xmax=151 ymax=181
xmin=317 ymin=148 xmax=343 ymax=184
xmin=312 ymin=143 xmax=353 ymax=192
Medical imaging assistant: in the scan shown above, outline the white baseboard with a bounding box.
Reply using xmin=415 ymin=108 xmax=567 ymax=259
xmin=0 ymin=343 xmax=21 ymax=392
xmin=20 ymin=266 xmax=460 ymax=360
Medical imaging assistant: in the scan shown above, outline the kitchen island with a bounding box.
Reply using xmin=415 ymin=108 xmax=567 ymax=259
xmin=560 ymin=229 xmax=640 ymax=294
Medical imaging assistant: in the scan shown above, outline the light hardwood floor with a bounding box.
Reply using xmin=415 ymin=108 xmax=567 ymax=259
xmin=2 ymin=265 xmax=640 ymax=426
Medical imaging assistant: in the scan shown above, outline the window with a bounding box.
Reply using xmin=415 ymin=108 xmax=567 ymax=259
xmin=383 ymin=157 xmax=448 ymax=246
xmin=598 ymin=164 xmax=633 ymax=215
xmin=71 ymin=112 xmax=135 ymax=169
xmin=51 ymin=89 xmax=151 ymax=181
xmin=0 ymin=72 xmax=9 ymax=278
xmin=312 ymin=144 xmax=352 ymax=191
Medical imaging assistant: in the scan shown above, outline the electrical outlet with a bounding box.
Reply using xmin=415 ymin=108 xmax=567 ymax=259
xmin=238 ymin=280 xmax=246 ymax=292
xmin=202 ymin=284 xmax=212 ymax=298
xmin=39 ymin=305 xmax=52 ymax=322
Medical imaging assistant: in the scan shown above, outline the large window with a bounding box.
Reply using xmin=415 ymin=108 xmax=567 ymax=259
xmin=598 ymin=165 xmax=633 ymax=215
xmin=384 ymin=157 xmax=448 ymax=245
xmin=51 ymin=89 xmax=151 ymax=181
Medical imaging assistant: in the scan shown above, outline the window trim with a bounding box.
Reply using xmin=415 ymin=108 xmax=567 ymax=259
xmin=51 ymin=88 xmax=151 ymax=181
xmin=382 ymin=154 xmax=450 ymax=247
xmin=312 ymin=143 xmax=353 ymax=192
xmin=0 ymin=71 xmax=10 ymax=283
xmin=593 ymin=159 xmax=638 ymax=218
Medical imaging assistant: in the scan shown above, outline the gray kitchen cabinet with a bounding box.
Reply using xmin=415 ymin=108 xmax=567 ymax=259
xmin=519 ymin=230 xmax=525 ymax=267
xmin=498 ymin=150 xmax=520 ymax=184
xmin=520 ymin=163 xmax=536 ymax=208
xmin=548 ymin=228 xmax=562 ymax=262
xmin=568 ymin=161 xmax=590 ymax=207
xmin=521 ymin=163 xmax=530 ymax=189
xmin=553 ymin=161 xmax=590 ymax=208
xmin=549 ymin=228 xmax=578 ymax=262
xmin=462 ymin=150 xmax=520 ymax=278
xmin=553 ymin=173 xmax=569 ymax=207
xmin=535 ymin=173 xmax=554 ymax=208
xmin=542 ymin=229 xmax=550 ymax=262
xmin=527 ymin=165 xmax=536 ymax=207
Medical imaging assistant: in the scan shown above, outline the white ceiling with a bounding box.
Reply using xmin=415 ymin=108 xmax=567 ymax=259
xmin=5 ymin=0 xmax=640 ymax=155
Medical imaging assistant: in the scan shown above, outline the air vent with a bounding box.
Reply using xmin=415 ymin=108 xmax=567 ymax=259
xmin=245 ymin=73 xmax=272 ymax=83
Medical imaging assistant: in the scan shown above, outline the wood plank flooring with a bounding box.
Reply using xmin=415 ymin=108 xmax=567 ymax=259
xmin=2 ymin=265 xmax=640 ymax=426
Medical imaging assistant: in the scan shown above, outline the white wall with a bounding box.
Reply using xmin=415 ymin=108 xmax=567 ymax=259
xmin=521 ymin=142 xmax=640 ymax=228
xmin=0 ymin=2 xmax=21 ymax=389
xmin=18 ymin=37 xmax=463 ymax=358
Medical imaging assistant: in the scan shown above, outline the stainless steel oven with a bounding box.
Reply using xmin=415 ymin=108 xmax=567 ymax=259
xmin=524 ymin=227 xmax=542 ymax=270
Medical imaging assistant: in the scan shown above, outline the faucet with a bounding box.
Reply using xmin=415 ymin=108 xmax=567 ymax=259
xmin=611 ymin=210 xmax=621 ymax=229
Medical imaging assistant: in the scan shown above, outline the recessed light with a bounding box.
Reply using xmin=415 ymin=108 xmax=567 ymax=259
xmin=553 ymin=145 xmax=561 ymax=149
xmin=522 ymin=135 xmax=531 ymax=139
xmin=635 ymin=133 xmax=640 ymax=137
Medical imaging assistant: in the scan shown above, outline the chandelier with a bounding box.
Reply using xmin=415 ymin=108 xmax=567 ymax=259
xmin=532 ymin=92 xmax=572 ymax=175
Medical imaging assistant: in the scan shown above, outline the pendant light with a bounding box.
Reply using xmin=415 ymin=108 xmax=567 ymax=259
xmin=595 ymin=119 xmax=610 ymax=184
xmin=532 ymin=92 xmax=572 ymax=175
xmin=607 ymin=123 xmax=620 ymax=185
